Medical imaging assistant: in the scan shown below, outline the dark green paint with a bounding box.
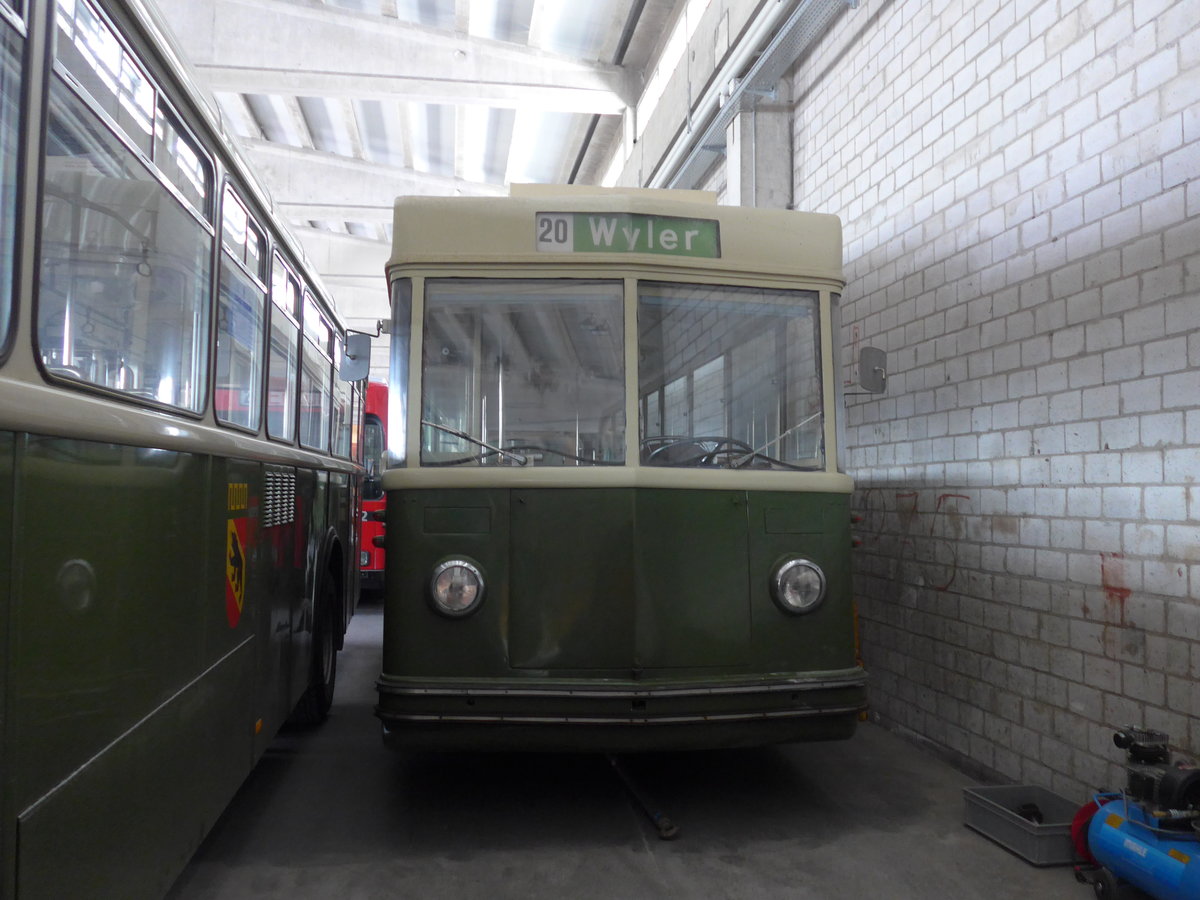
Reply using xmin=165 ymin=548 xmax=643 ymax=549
xmin=288 ymin=469 xmax=325 ymax=714
xmin=510 ymin=490 xmax=635 ymax=670
xmin=379 ymin=486 xmax=865 ymax=751
xmin=424 ymin=505 xmax=491 ymax=534
xmin=763 ymin=504 xmax=826 ymax=534
xmin=1 ymin=433 xmax=13 ymax=893
xmin=3 ymin=434 xmax=354 ymax=899
xmin=329 ymin=470 xmax=358 ymax=640
xmin=633 ymin=490 xmax=751 ymax=668
xmin=16 ymin=643 xmax=254 ymax=900
xmin=387 ymin=715 xmax=858 ymax=754
xmin=387 ymin=490 xmax=513 ymax=677
xmin=13 ymin=438 xmax=212 ymax=812
xmin=747 ymin=492 xmax=856 ymax=671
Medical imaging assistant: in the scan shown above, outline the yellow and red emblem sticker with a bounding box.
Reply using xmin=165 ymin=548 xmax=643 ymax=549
xmin=226 ymin=483 xmax=249 ymax=627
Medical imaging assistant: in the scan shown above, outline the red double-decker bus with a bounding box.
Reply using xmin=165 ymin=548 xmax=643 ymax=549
xmin=361 ymin=380 xmax=388 ymax=592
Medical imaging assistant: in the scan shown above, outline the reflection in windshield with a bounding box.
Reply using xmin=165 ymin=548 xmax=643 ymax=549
xmin=363 ymin=414 xmax=384 ymax=497
xmin=639 ymin=282 xmax=824 ymax=470
xmin=38 ymin=75 xmax=210 ymax=410
xmin=421 ymin=279 xmax=625 ymax=467
xmin=421 ymin=418 xmax=529 ymax=466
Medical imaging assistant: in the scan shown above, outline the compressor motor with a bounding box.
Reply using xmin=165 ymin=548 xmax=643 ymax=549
xmin=1076 ymin=727 xmax=1200 ymax=900
xmin=1114 ymin=727 xmax=1200 ymax=818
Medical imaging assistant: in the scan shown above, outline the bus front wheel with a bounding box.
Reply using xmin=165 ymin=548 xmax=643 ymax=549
xmin=291 ymin=571 xmax=339 ymax=726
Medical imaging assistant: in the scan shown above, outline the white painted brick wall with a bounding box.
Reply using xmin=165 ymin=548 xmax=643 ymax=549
xmin=792 ymin=0 xmax=1200 ymax=797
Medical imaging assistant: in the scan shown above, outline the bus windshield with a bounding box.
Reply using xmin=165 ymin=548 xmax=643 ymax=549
xmin=638 ymin=282 xmax=824 ymax=470
xmin=420 ymin=278 xmax=625 ymax=466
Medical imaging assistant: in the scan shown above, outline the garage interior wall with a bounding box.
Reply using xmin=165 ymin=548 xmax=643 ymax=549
xmin=789 ymin=0 xmax=1199 ymax=799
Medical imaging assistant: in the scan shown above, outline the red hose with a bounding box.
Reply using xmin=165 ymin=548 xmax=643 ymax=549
xmin=1071 ymin=797 xmax=1114 ymax=865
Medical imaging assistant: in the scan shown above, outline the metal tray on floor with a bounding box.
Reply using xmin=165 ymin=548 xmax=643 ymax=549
xmin=963 ymin=784 xmax=1079 ymax=866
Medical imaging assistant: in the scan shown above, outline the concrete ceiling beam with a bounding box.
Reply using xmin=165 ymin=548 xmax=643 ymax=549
xmin=239 ymin=138 xmax=504 ymax=223
xmin=292 ymin=227 xmax=391 ymax=283
xmin=155 ymin=0 xmax=633 ymax=114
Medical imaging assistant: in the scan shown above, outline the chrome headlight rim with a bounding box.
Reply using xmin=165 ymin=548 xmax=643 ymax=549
xmin=770 ymin=557 xmax=827 ymax=615
xmin=428 ymin=557 xmax=486 ymax=618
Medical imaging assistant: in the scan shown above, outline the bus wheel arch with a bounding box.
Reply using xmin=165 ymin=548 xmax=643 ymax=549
xmin=292 ymin=532 xmax=344 ymax=725
xmin=320 ymin=531 xmax=348 ymax=651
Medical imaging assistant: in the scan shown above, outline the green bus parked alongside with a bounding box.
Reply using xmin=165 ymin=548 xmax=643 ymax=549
xmin=0 ymin=0 xmax=365 ymax=896
xmin=375 ymin=187 xmax=870 ymax=753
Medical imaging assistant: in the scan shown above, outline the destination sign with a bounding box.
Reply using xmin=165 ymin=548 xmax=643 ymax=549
xmin=535 ymin=212 xmax=721 ymax=258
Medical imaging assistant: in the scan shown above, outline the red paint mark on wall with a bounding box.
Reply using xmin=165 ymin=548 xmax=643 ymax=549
xmin=934 ymin=493 xmax=971 ymax=512
xmin=896 ymin=491 xmax=919 ymax=531
xmin=852 ymin=488 xmax=975 ymax=593
xmin=1100 ymin=552 xmax=1130 ymax=624
xmin=929 ymin=494 xmax=971 ymax=592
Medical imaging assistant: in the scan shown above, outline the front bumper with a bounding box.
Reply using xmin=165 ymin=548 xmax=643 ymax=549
xmin=376 ymin=668 xmax=868 ymax=752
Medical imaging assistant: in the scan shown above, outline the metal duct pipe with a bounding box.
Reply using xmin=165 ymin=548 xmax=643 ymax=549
xmin=647 ymin=0 xmax=855 ymax=191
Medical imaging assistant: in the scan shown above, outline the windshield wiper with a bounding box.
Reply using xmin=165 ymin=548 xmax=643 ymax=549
xmin=504 ymin=445 xmax=622 ymax=466
xmin=421 ymin=420 xmax=528 ymax=466
xmin=732 ymin=413 xmax=822 ymax=468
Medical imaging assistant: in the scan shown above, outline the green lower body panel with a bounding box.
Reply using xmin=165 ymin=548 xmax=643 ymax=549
xmin=380 ymin=486 xmax=865 ymax=752
xmin=16 ymin=640 xmax=254 ymax=900
xmin=377 ymin=668 xmax=867 ymax=753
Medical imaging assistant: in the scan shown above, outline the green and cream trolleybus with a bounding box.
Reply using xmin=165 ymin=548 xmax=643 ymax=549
xmin=376 ymin=187 xmax=867 ymax=752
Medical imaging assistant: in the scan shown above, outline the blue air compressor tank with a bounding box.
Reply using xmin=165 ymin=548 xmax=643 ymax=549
xmin=1087 ymin=793 xmax=1200 ymax=900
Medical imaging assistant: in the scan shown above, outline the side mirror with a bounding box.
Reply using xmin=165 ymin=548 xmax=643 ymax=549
xmin=858 ymin=346 xmax=887 ymax=394
xmin=340 ymin=333 xmax=372 ymax=382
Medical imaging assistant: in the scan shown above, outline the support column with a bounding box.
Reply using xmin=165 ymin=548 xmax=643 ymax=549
xmin=724 ymin=80 xmax=793 ymax=209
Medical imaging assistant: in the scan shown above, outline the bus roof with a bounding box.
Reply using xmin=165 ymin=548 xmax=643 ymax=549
xmin=388 ymin=188 xmax=843 ymax=285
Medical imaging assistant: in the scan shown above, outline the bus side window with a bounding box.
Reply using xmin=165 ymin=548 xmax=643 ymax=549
xmin=331 ymin=335 xmax=354 ymax=459
xmin=267 ymin=256 xmax=299 ymax=442
xmin=153 ymin=101 xmax=209 ymax=218
xmin=215 ymin=186 xmax=266 ymax=431
xmin=0 ymin=13 xmax=22 ymax=356
xmin=53 ymin=0 xmax=154 ymax=158
xmin=38 ymin=52 xmax=212 ymax=410
xmin=299 ymin=290 xmax=332 ymax=453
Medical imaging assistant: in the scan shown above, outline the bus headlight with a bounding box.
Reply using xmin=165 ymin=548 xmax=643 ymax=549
xmin=429 ymin=558 xmax=485 ymax=617
xmin=771 ymin=558 xmax=826 ymax=615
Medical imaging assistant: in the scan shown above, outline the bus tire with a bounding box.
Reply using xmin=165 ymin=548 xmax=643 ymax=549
xmin=291 ymin=570 xmax=339 ymax=726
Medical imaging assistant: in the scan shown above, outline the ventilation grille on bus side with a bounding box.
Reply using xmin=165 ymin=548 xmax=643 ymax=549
xmin=263 ymin=466 xmax=295 ymax=527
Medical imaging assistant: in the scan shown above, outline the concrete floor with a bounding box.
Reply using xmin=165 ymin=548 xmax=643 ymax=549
xmin=166 ymin=599 xmax=1089 ymax=900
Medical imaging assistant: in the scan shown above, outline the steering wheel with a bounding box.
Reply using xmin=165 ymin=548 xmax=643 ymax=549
xmin=644 ymin=436 xmax=758 ymax=467
xmin=646 ymin=438 xmax=714 ymax=466
xmin=698 ymin=438 xmax=756 ymax=466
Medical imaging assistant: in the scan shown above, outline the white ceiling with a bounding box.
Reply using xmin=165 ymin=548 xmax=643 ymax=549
xmin=149 ymin=0 xmax=689 ymax=376
xmin=149 ymin=0 xmax=854 ymax=378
